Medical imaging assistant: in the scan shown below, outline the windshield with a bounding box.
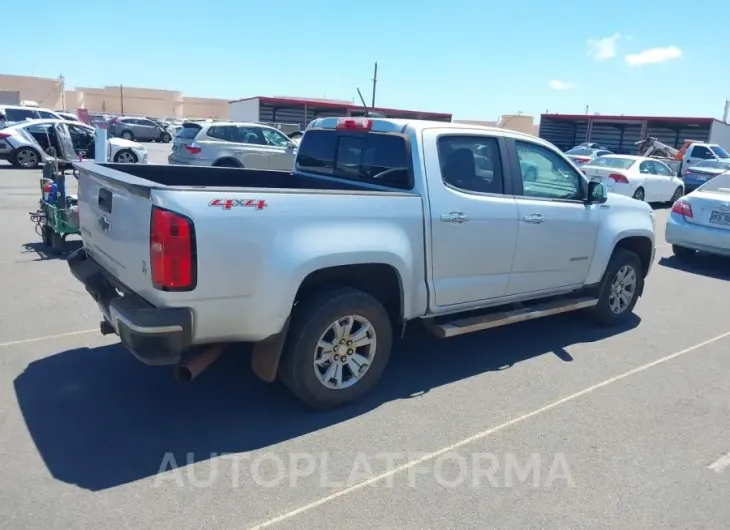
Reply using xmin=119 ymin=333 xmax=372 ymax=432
xmin=585 ymin=157 xmax=636 ymax=169
xmin=698 ymin=172 xmax=730 ymax=193
xmin=709 ymin=145 xmax=730 ymax=158
xmin=693 ymin=160 xmax=730 ymax=171
xmin=565 ymin=147 xmax=594 ymax=156
xmin=5 ymin=108 xmax=40 ymax=122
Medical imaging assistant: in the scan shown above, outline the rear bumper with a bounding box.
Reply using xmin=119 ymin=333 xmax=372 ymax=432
xmin=665 ymin=214 xmax=730 ymax=257
xmin=67 ymin=248 xmax=193 ymax=365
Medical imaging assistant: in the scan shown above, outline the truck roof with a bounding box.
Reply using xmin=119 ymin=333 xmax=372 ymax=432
xmin=307 ymin=116 xmax=549 ymax=146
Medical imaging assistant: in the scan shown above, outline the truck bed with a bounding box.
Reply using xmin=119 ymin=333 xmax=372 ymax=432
xmin=86 ymin=163 xmax=382 ymax=192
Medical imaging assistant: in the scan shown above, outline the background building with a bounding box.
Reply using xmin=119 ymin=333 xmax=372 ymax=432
xmin=539 ymin=113 xmax=730 ymax=154
xmin=229 ymin=96 xmax=452 ymax=129
xmin=0 ymin=73 xmax=230 ymax=119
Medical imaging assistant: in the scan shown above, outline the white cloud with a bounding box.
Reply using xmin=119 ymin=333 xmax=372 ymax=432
xmin=548 ymin=80 xmax=575 ymax=90
xmin=625 ymin=45 xmax=682 ymax=66
xmin=587 ymin=33 xmax=621 ymax=60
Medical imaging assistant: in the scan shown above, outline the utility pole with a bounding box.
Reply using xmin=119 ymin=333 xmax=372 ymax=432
xmin=585 ymin=104 xmax=589 ymax=114
xmin=120 ymin=84 xmax=125 ymax=115
xmin=59 ymin=74 xmax=66 ymax=110
xmin=371 ymin=62 xmax=378 ymax=108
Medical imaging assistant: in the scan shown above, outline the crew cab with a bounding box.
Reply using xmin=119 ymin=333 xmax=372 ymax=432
xmin=67 ymin=118 xmax=656 ymax=409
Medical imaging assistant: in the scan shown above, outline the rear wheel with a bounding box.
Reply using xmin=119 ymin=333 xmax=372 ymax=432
xmin=161 ymin=132 xmax=171 ymax=143
xmin=213 ymin=159 xmax=241 ymax=168
xmin=586 ymin=249 xmax=643 ymax=326
xmin=632 ymin=187 xmax=645 ymax=201
xmin=672 ymin=245 xmax=695 ymax=261
xmin=120 ymin=130 xmax=134 ymax=141
xmin=669 ymin=186 xmax=683 ymax=204
xmin=14 ymin=147 xmax=41 ymax=169
xmin=278 ymin=287 xmax=393 ymax=409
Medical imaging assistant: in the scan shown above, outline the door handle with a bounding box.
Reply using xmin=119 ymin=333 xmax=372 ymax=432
xmin=440 ymin=212 xmax=468 ymax=223
xmin=522 ymin=213 xmax=544 ymax=224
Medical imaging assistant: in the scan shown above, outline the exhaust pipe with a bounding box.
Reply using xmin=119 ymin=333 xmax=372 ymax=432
xmin=173 ymin=344 xmax=225 ymax=383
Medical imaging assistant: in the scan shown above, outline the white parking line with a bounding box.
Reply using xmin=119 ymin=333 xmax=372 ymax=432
xmin=708 ymin=452 xmax=730 ymax=473
xmin=0 ymin=329 xmax=97 ymax=348
xmin=247 ymin=330 xmax=730 ymax=530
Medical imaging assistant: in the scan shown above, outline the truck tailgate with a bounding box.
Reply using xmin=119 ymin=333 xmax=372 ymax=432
xmin=76 ymin=163 xmax=154 ymax=293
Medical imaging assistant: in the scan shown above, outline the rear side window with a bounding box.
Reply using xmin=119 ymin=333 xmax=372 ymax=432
xmin=586 ymin=157 xmax=636 ymax=169
xmin=296 ymin=130 xmax=412 ymax=189
xmin=177 ymin=125 xmax=201 ymax=140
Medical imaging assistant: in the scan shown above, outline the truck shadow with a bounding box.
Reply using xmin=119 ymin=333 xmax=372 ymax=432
xmin=21 ymin=240 xmax=83 ymax=262
xmin=14 ymin=312 xmax=639 ymax=491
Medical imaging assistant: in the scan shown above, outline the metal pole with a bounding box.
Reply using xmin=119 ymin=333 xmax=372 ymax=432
xmin=120 ymin=84 xmax=124 ymax=115
xmin=371 ymin=62 xmax=378 ymax=108
xmin=95 ymin=122 xmax=108 ymax=162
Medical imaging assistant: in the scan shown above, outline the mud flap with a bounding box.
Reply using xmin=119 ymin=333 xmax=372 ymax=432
xmin=251 ymin=317 xmax=291 ymax=382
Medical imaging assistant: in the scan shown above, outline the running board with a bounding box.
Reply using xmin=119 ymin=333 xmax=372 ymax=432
xmin=431 ymin=297 xmax=599 ymax=338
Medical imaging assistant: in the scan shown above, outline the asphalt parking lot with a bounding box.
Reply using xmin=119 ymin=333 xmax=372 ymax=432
xmin=1 ymin=152 xmax=730 ymax=529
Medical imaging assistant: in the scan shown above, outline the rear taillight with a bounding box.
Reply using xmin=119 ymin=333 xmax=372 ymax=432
xmin=671 ymin=199 xmax=693 ymax=218
xmin=0 ymin=132 xmax=10 ymax=139
xmin=112 ymin=117 xmax=119 ymax=125
xmin=609 ymin=173 xmax=629 ymax=184
xmin=150 ymin=206 xmax=196 ymax=291
xmin=336 ymin=118 xmax=372 ymax=131
xmin=184 ymin=142 xmax=201 ymax=155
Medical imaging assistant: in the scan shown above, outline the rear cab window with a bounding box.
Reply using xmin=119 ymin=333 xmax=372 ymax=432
xmin=586 ymin=157 xmax=636 ymax=170
xmin=296 ymin=129 xmax=412 ymax=189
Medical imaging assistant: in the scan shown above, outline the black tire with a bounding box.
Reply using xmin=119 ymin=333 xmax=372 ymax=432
xmin=586 ymin=249 xmax=644 ymax=327
xmin=41 ymin=225 xmax=52 ymax=246
xmin=632 ymin=187 xmax=645 ymax=201
xmin=669 ymin=186 xmax=683 ymax=204
xmin=278 ymin=286 xmax=393 ymax=409
xmin=161 ymin=132 xmax=171 ymax=143
xmin=120 ymin=130 xmax=135 ymax=141
xmin=672 ymin=245 xmax=695 ymax=261
xmin=51 ymin=231 xmax=65 ymax=254
xmin=13 ymin=147 xmax=41 ymax=169
xmin=113 ymin=149 xmax=138 ymax=163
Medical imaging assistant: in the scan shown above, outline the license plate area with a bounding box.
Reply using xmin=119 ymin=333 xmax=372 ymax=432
xmin=709 ymin=211 xmax=730 ymax=226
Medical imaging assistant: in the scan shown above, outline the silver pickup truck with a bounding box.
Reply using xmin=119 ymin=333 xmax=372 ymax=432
xmin=67 ymin=117 xmax=656 ymax=409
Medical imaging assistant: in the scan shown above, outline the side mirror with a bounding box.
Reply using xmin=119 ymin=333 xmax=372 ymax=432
xmin=587 ymin=180 xmax=608 ymax=204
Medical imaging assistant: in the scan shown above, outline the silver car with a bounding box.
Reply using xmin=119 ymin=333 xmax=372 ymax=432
xmin=666 ymin=171 xmax=730 ymax=259
xmin=108 ymin=116 xmax=171 ymax=143
xmin=168 ymin=121 xmax=298 ymax=170
xmin=0 ymin=119 xmax=148 ymax=168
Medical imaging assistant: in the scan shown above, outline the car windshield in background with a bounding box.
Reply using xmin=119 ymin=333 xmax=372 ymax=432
xmin=5 ymin=108 xmax=39 ymax=121
xmin=296 ymin=130 xmax=412 ymax=189
xmin=694 ymin=160 xmax=730 ymax=171
xmin=565 ymin=147 xmax=594 ymax=156
xmin=698 ymin=172 xmax=730 ymax=193
xmin=710 ymin=145 xmax=730 ymax=158
xmin=585 ymin=157 xmax=636 ymax=169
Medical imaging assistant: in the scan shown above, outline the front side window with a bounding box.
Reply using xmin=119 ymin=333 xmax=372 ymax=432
xmin=639 ymin=161 xmax=655 ymax=174
xmin=690 ymin=145 xmax=714 ymax=159
xmin=236 ymin=126 xmax=266 ymax=145
xmin=37 ymin=110 xmax=58 ymax=119
xmin=710 ymin=145 xmax=730 ymax=158
xmin=652 ymin=161 xmax=673 ymax=176
xmin=261 ymin=128 xmax=292 ymax=147
xmin=437 ymin=135 xmax=504 ymax=194
xmin=5 ymin=108 xmax=39 ymax=121
xmin=515 ymin=141 xmax=583 ymax=201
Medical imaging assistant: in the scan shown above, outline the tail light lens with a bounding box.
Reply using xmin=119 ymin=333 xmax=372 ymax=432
xmin=0 ymin=132 xmax=10 ymax=139
xmin=671 ymin=199 xmax=693 ymax=218
xmin=150 ymin=206 xmax=196 ymax=291
xmin=112 ymin=117 xmax=119 ymax=125
xmin=184 ymin=142 xmax=201 ymax=155
xmin=336 ymin=118 xmax=372 ymax=131
xmin=609 ymin=173 xmax=629 ymax=184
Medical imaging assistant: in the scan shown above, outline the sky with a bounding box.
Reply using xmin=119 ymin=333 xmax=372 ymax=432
xmin=4 ymin=0 xmax=728 ymax=121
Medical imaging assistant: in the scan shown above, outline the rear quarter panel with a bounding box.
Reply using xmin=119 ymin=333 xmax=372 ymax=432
xmin=150 ymin=189 xmax=427 ymax=342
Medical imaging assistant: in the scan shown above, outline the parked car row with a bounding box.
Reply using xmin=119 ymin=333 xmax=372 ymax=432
xmin=0 ymin=119 xmax=147 ymax=168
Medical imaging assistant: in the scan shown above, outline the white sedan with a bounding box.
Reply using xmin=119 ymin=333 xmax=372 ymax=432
xmin=666 ymin=171 xmax=730 ymax=258
xmin=0 ymin=119 xmax=148 ymax=168
xmin=581 ymin=155 xmax=684 ymax=203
